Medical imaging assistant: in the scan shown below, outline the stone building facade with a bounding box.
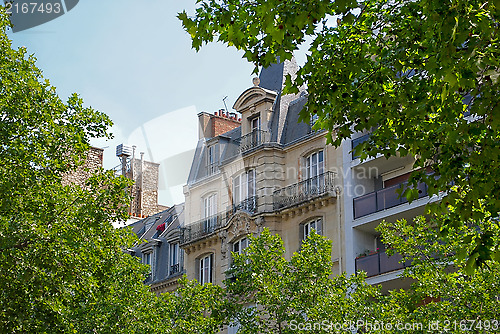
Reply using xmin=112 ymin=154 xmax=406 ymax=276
xmin=181 ymin=59 xmax=344 ymax=294
xmin=127 ymin=157 xmax=168 ymax=218
xmin=62 ymin=146 xmax=103 ymax=187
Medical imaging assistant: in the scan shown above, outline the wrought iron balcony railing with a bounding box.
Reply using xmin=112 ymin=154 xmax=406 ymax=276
xmin=272 ymin=171 xmax=337 ymax=211
xmin=233 ymin=196 xmax=258 ymax=214
xmin=180 ymin=213 xmax=229 ymax=246
xmin=353 ymin=181 xmax=428 ymax=219
xmin=238 ymin=130 xmax=270 ymax=153
xmin=355 ymin=250 xmax=411 ymax=277
xmin=169 ymin=263 xmax=180 ymax=276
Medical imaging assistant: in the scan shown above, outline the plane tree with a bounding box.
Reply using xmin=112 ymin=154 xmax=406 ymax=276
xmin=178 ymin=0 xmax=500 ymax=269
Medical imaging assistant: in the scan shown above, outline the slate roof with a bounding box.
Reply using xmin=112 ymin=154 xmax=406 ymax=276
xmin=126 ymin=204 xmax=186 ymax=285
xmin=187 ymin=63 xmax=315 ymax=185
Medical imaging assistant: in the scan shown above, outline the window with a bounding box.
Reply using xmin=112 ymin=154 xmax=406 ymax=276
xmin=250 ymin=116 xmax=261 ymax=145
xmin=143 ymin=252 xmax=151 ymax=266
xmin=170 ymin=243 xmax=179 ymax=275
xmin=233 ymin=237 xmax=249 ymax=255
xmin=310 ymin=113 xmax=319 ymax=128
xmin=305 ymin=150 xmax=325 ymax=192
xmin=301 ymin=218 xmax=323 ymax=241
xmin=251 ymin=116 xmax=260 ymax=131
xmin=203 ymin=193 xmax=217 ymax=232
xmin=233 ymin=169 xmax=256 ymax=212
xmin=306 ymin=150 xmax=324 ymax=179
xmin=207 ymin=144 xmax=218 ymax=175
xmin=199 ymin=254 xmax=213 ymax=284
xmin=232 ymin=237 xmax=250 ymax=265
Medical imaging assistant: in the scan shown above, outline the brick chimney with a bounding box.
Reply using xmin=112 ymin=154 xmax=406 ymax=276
xmin=198 ymin=110 xmax=241 ymax=139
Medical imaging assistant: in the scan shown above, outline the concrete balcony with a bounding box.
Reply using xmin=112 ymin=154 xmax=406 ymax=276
xmin=273 ymin=171 xmax=337 ymax=211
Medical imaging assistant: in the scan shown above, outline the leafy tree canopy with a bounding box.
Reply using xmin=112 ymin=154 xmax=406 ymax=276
xmin=179 ymin=0 xmax=500 ymax=268
xmin=0 ymin=9 xmax=161 ymax=333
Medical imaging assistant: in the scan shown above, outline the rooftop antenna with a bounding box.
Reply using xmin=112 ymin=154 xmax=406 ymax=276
xmin=222 ymin=96 xmax=229 ymax=114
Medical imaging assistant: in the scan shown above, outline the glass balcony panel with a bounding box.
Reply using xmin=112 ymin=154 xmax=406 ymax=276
xmin=356 ymin=253 xmax=380 ymax=277
xmin=377 ymin=183 xmax=405 ymax=210
xmin=379 ymin=251 xmax=405 ymax=273
xmin=353 ymin=192 xmax=377 ymax=219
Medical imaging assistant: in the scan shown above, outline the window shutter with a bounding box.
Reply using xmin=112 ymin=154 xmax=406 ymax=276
xmin=215 ymin=143 xmax=220 ymax=164
xmin=299 ymin=223 xmax=305 ymax=241
xmin=209 ymin=254 xmax=214 ymax=283
xmin=198 ymin=258 xmax=202 ymax=283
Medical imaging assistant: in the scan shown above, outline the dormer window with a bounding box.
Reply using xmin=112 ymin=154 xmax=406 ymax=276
xmin=207 ymin=144 xmax=218 ymax=175
xmin=251 ymin=116 xmax=261 ymax=131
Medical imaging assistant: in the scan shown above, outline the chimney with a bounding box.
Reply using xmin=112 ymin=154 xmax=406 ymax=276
xmin=198 ymin=111 xmax=242 ymax=139
xmin=198 ymin=112 xmax=212 ymax=139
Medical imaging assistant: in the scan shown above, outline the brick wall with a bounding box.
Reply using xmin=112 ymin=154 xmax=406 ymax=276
xmin=198 ymin=111 xmax=241 ymax=139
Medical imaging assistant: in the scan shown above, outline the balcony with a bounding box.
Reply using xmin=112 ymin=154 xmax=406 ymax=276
xmin=238 ymin=130 xmax=270 ymax=153
xmin=353 ymin=181 xmax=428 ymax=219
xmin=355 ymin=250 xmax=410 ymax=277
xmin=233 ymin=196 xmax=258 ymax=214
xmin=273 ymin=171 xmax=337 ymax=211
xmin=180 ymin=213 xmax=229 ymax=246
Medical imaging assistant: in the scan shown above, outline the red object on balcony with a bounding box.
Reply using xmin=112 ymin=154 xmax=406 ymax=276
xmin=156 ymin=223 xmax=165 ymax=232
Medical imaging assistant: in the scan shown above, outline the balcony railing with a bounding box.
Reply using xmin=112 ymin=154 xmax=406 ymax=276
xmin=273 ymin=171 xmax=337 ymax=211
xmin=180 ymin=212 xmax=230 ymax=246
xmin=238 ymin=130 xmax=270 ymax=153
xmin=233 ymin=196 xmax=258 ymax=214
xmin=169 ymin=263 xmax=180 ymax=276
xmin=353 ymin=181 xmax=428 ymax=219
xmin=355 ymin=251 xmax=411 ymax=277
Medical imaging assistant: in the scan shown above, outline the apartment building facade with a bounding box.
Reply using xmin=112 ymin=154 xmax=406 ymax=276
xmin=127 ymin=203 xmax=186 ymax=294
xmin=128 ymin=60 xmax=438 ymax=304
xmin=180 ymin=59 xmax=344 ymax=287
xmin=342 ymin=132 xmax=433 ymax=291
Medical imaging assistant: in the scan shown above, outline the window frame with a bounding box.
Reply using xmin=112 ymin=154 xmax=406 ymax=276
xmin=199 ymin=254 xmax=214 ymax=284
xmin=233 ymin=169 xmax=256 ymax=204
xmin=301 ymin=218 xmax=323 ymax=241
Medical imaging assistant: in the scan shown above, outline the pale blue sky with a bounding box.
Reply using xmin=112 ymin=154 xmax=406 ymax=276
xmin=8 ymin=0 xmax=260 ymax=205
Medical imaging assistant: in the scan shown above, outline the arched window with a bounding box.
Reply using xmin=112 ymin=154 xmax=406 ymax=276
xmin=300 ymin=218 xmax=323 ymax=241
xmin=232 ymin=237 xmax=249 ymax=256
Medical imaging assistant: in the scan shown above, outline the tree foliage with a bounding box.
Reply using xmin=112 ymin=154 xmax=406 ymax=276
xmin=225 ymin=229 xmax=382 ymax=333
xmin=378 ymin=217 xmax=500 ymax=332
xmin=179 ymin=0 xmax=500 ymax=268
xmin=0 ymin=9 xmax=161 ymax=333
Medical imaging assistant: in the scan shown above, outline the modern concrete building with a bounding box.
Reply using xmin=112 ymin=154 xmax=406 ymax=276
xmin=342 ymin=132 xmax=433 ymax=291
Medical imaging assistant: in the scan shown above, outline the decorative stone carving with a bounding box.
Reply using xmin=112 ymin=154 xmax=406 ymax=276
xmin=219 ymin=230 xmax=228 ymax=259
